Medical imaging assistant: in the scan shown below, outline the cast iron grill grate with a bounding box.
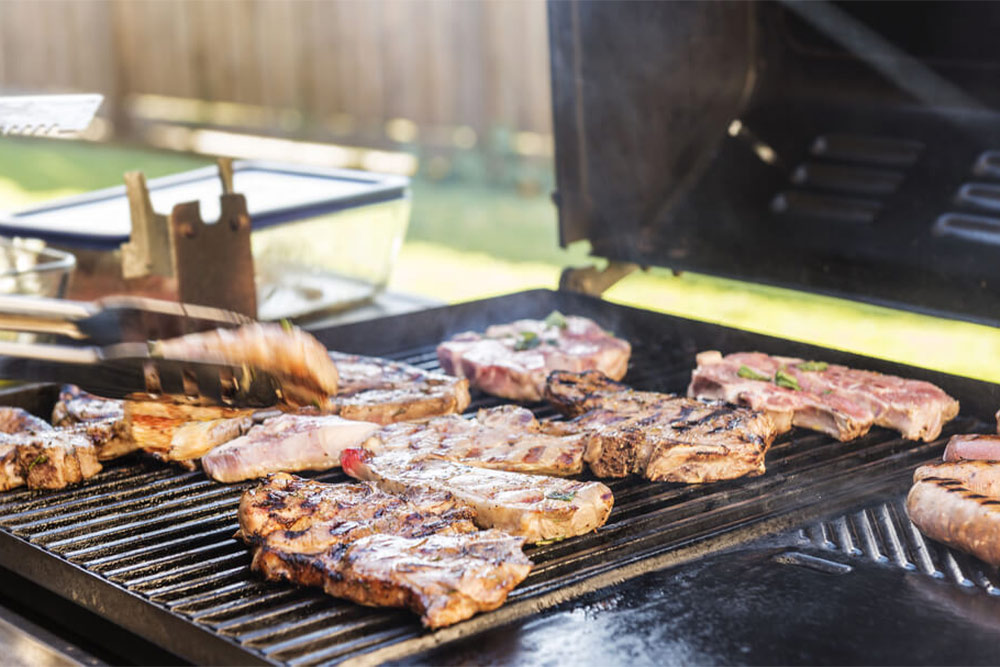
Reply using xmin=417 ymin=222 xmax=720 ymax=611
xmin=0 ymin=292 xmax=991 ymax=665
xmin=801 ymin=497 xmax=1000 ymax=595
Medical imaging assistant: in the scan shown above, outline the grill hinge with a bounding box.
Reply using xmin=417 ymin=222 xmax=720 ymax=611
xmin=559 ymin=261 xmax=638 ymax=296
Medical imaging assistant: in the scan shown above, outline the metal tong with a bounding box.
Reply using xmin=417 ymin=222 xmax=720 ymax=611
xmin=0 ymin=294 xmax=280 ymax=407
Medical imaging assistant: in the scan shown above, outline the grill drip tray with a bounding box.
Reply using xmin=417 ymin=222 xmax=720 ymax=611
xmin=0 ymin=290 xmax=998 ymax=664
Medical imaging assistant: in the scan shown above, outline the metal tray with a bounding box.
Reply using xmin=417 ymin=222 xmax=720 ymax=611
xmin=0 ymin=289 xmax=996 ymax=664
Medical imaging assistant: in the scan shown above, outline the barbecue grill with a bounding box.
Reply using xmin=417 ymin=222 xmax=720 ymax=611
xmin=3 ymin=1 xmax=1000 ymax=664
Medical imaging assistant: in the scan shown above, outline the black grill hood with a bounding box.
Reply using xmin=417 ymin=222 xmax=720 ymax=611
xmin=549 ymin=0 xmax=1000 ymax=326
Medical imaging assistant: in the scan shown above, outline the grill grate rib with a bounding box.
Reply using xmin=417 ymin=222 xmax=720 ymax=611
xmin=0 ymin=293 xmax=992 ymax=665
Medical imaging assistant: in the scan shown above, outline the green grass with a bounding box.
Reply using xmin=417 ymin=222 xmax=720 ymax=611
xmin=2 ymin=137 xmax=1000 ymax=384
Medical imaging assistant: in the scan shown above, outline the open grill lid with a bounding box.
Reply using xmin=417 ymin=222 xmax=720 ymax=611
xmin=549 ymin=1 xmax=1000 ymax=326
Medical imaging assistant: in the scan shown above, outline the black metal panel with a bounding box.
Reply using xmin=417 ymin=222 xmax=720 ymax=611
xmin=549 ymin=1 xmax=1000 ymax=326
xmin=0 ymin=291 xmax=996 ymax=664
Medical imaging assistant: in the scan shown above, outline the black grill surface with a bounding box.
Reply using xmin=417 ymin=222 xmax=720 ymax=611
xmin=0 ymin=290 xmax=996 ymax=665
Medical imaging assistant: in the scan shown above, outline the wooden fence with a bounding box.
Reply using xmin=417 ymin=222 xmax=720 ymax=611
xmin=0 ymin=0 xmax=552 ymax=152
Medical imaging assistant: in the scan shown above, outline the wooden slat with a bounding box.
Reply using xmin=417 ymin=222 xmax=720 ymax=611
xmin=0 ymin=0 xmax=552 ymax=144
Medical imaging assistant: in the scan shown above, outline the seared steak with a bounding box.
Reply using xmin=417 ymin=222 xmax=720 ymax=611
xmin=238 ymin=473 xmax=531 ymax=628
xmin=341 ymin=448 xmax=614 ymax=543
xmin=546 ymin=371 xmax=776 ymax=483
xmin=202 ymin=414 xmax=380 ymax=482
xmin=154 ymin=323 xmax=339 ymax=408
xmin=437 ymin=312 xmax=631 ymax=401
xmin=328 ymin=351 xmax=470 ymax=424
xmin=371 ymin=405 xmax=586 ymax=476
xmin=688 ymin=351 xmax=959 ymax=442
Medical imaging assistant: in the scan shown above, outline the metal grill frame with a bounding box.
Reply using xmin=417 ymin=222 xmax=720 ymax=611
xmin=0 ymin=289 xmax=996 ymax=665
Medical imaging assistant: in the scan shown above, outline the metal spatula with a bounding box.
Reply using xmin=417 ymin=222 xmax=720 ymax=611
xmin=0 ymin=294 xmax=280 ymax=407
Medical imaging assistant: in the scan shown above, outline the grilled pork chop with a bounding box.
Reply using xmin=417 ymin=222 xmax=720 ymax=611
xmin=371 ymin=405 xmax=586 ymax=476
xmin=330 ymin=351 xmax=471 ymax=424
xmin=239 ymin=473 xmax=531 ymax=628
xmin=437 ymin=312 xmax=631 ymax=402
xmin=202 ymin=414 xmax=380 ymax=482
xmin=342 ymin=448 xmax=614 ymax=543
xmin=155 ymin=323 xmax=339 ymax=408
xmin=51 ymin=386 xmax=136 ymax=460
xmin=167 ymin=416 xmax=255 ymax=465
xmin=546 ymin=371 xmax=776 ymax=483
xmin=0 ymin=406 xmax=102 ymax=491
xmin=689 ymin=351 xmax=959 ymax=442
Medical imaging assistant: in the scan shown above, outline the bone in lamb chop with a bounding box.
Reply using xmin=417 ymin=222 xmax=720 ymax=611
xmin=0 ymin=406 xmax=102 ymax=491
xmin=688 ymin=351 xmax=959 ymax=442
xmin=341 ymin=448 xmax=614 ymax=543
xmin=436 ymin=311 xmax=631 ymax=402
xmin=238 ymin=473 xmax=532 ymax=629
xmin=545 ymin=370 xmax=777 ymax=483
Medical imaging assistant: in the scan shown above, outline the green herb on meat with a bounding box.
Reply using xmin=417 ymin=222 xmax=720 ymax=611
xmin=26 ymin=454 xmax=47 ymax=472
xmin=797 ymin=361 xmax=829 ymax=372
xmin=514 ymin=331 xmax=541 ymax=351
xmin=545 ymin=490 xmax=576 ymax=501
xmin=737 ymin=365 xmax=771 ymax=382
xmin=280 ymin=318 xmax=293 ymax=332
xmin=544 ymin=310 xmax=568 ymax=329
xmin=775 ymin=368 xmax=801 ymax=391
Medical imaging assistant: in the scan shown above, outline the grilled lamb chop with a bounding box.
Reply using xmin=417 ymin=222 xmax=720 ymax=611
xmin=0 ymin=406 xmax=51 ymax=434
xmin=437 ymin=312 xmax=631 ymax=402
xmin=154 ymin=323 xmax=339 ymax=409
xmin=202 ymin=414 xmax=380 ymax=482
xmin=688 ymin=351 xmax=958 ymax=442
xmin=239 ymin=473 xmax=531 ymax=628
xmin=341 ymin=448 xmax=614 ymax=543
xmin=51 ymin=386 xmax=136 ymax=460
xmin=370 ymin=405 xmax=586 ymax=476
xmin=546 ymin=371 xmax=776 ymax=483
xmin=329 ymin=352 xmax=471 ymax=424
xmin=0 ymin=429 xmax=102 ymax=491
xmin=52 ymin=385 xmax=123 ymax=426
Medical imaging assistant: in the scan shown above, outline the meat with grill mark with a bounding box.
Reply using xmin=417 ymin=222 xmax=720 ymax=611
xmin=370 ymin=404 xmax=586 ymax=476
xmin=0 ymin=406 xmax=103 ymax=491
xmin=341 ymin=448 xmax=614 ymax=543
xmin=436 ymin=314 xmax=631 ymax=402
xmin=545 ymin=371 xmax=776 ymax=483
xmin=238 ymin=473 xmax=532 ymax=628
xmin=688 ymin=351 xmax=959 ymax=442
xmin=329 ymin=351 xmax=471 ymax=425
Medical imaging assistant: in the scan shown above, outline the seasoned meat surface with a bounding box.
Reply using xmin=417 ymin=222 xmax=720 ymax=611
xmin=0 ymin=429 xmax=101 ymax=491
xmin=341 ymin=448 xmax=614 ymax=543
xmin=329 ymin=351 xmax=470 ymax=424
xmin=167 ymin=416 xmax=254 ymax=464
xmin=688 ymin=351 xmax=959 ymax=442
xmin=0 ymin=406 xmax=51 ymax=434
xmin=239 ymin=473 xmax=531 ymax=628
xmin=154 ymin=323 xmax=339 ymax=408
xmin=437 ymin=313 xmax=631 ymax=401
xmin=546 ymin=371 xmax=776 ymax=483
xmin=202 ymin=414 xmax=379 ymax=482
xmin=52 ymin=385 xmax=124 ymax=426
xmin=371 ymin=405 xmax=586 ymax=476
